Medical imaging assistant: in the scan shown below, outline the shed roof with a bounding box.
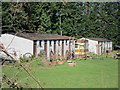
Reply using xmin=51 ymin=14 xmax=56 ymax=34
xmin=87 ymin=38 xmax=111 ymax=41
xmin=76 ymin=39 xmax=88 ymax=43
xmin=12 ymin=33 xmax=75 ymax=40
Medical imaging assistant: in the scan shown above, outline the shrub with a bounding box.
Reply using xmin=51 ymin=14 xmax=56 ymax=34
xmin=29 ymin=55 xmax=35 ymax=59
xmin=38 ymin=53 xmax=43 ymax=57
xmin=67 ymin=60 xmax=76 ymax=63
xmin=3 ymin=61 xmax=9 ymax=65
xmin=19 ymin=57 xmax=29 ymax=63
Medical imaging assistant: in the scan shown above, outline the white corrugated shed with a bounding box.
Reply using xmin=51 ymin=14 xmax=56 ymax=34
xmin=80 ymin=38 xmax=112 ymax=55
xmin=1 ymin=34 xmax=33 ymax=60
xmin=1 ymin=33 xmax=76 ymax=60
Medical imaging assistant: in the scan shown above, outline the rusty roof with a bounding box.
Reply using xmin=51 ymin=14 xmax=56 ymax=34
xmin=14 ymin=33 xmax=76 ymax=40
xmin=87 ymin=38 xmax=111 ymax=41
xmin=76 ymin=39 xmax=88 ymax=43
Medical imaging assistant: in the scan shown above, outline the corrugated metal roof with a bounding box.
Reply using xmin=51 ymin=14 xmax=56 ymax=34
xmin=13 ymin=33 xmax=75 ymax=40
xmin=87 ymin=38 xmax=111 ymax=41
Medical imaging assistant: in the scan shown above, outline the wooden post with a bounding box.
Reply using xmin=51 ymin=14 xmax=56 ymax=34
xmin=54 ymin=40 xmax=56 ymax=56
xmin=62 ymin=40 xmax=64 ymax=57
xmin=44 ymin=40 xmax=47 ymax=56
xmin=33 ymin=40 xmax=37 ymax=56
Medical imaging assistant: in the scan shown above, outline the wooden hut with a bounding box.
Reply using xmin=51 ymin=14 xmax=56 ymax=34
xmin=75 ymin=39 xmax=88 ymax=58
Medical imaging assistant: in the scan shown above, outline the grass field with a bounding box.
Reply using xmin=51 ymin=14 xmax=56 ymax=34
xmin=2 ymin=56 xmax=118 ymax=88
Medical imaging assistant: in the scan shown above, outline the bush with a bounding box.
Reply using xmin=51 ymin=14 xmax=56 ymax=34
xmin=38 ymin=53 xmax=43 ymax=57
xmin=41 ymin=59 xmax=52 ymax=66
xmin=29 ymin=55 xmax=35 ymax=59
xmin=67 ymin=60 xmax=76 ymax=63
xmin=19 ymin=57 xmax=29 ymax=63
xmin=3 ymin=61 xmax=9 ymax=65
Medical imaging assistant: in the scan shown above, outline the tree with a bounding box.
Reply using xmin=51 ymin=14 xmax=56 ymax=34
xmin=2 ymin=2 xmax=119 ymax=46
xmin=2 ymin=2 xmax=30 ymax=33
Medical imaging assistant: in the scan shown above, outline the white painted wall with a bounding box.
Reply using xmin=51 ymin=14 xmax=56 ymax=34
xmin=36 ymin=40 xmax=44 ymax=55
xmin=110 ymin=42 xmax=112 ymax=51
xmin=1 ymin=34 xmax=33 ymax=60
xmin=56 ymin=40 xmax=59 ymax=56
xmin=50 ymin=40 xmax=54 ymax=53
xmin=48 ymin=40 xmax=54 ymax=60
xmin=1 ymin=34 xmax=76 ymax=60
xmin=46 ymin=40 xmax=50 ymax=60
xmin=36 ymin=39 xmax=75 ymax=60
xmin=63 ymin=40 xmax=68 ymax=57
xmin=36 ymin=40 xmax=53 ymax=60
xmin=87 ymin=39 xmax=98 ymax=54
xmin=71 ymin=40 xmax=75 ymax=52
xmin=81 ymin=38 xmax=112 ymax=55
xmin=98 ymin=41 xmax=112 ymax=53
xmin=59 ymin=40 xmax=62 ymax=56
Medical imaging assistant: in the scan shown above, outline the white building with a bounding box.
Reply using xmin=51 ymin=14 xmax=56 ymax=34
xmin=75 ymin=39 xmax=89 ymax=58
xmin=0 ymin=33 xmax=75 ymax=60
xmin=80 ymin=38 xmax=112 ymax=55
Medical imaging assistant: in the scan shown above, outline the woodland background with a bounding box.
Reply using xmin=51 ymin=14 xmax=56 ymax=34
xmin=2 ymin=2 xmax=120 ymax=46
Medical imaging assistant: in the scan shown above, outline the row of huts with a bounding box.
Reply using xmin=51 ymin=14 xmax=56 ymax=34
xmin=0 ymin=33 xmax=112 ymax=60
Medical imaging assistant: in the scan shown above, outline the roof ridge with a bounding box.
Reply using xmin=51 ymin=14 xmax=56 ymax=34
xmin=12 ymin=33 xmax=75 ymax=40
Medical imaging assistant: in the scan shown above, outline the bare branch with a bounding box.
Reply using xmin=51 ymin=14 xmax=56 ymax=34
xmin=5 ymin=32 xmax=18 ymax=50
xmin=1 ymin=43 xmax=44 ymax=89
xmin=21 ymin=64 xmax=44 ymax=90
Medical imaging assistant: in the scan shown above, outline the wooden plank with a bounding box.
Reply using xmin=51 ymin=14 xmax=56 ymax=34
xmin=62 ymin=40 xmax=64 ymax=57
xmin=75 ymin=49 xmax=88 ymax=52
xmin=33 ymin=40 xmax=37 ymax=56
xmin=54 ymin=40 xmax=56 ymax=55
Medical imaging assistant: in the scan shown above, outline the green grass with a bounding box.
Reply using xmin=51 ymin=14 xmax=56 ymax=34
xmin=2 ymin=56 xmax=118 ymax=88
